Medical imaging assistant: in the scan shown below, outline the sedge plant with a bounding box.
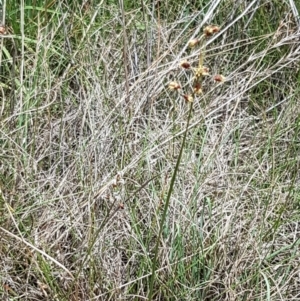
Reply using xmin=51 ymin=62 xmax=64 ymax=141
xmin=148 ymin=24 xmax=225 ymax=300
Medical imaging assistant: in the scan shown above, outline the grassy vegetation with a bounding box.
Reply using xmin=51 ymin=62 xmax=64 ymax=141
xmin=1 ymin=0 xmax=300 ymax=300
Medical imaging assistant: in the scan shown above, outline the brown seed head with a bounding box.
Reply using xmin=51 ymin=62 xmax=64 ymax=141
xmin=179 ymin=60 xmax=191 ymax=69
xmin=194 ymin=66 xmax=210 ymax=79
xmin=168 ymin=81 xmax=181 ymax=91
xmin=193 ymin=82 xmax=203 ymax=95
xmin=214 ymin=74 xmax=225 ymax=83
xmin=183 ymin=94 xmax=194 ymax=103
xmin=204 ymin=25 xmax=220 ymax=37
xmin=188 ymin=38 xmax=199 ymax=48
xmin=200 ymin=66 xmax=210 ymax=76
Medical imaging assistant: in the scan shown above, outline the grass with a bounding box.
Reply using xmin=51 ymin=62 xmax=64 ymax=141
xmin=1 ymin=0 xmax=300 ymax=300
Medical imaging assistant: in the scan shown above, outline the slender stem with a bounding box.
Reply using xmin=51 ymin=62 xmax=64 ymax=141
xmin=148 ymin=101 xmax=194 ymax=301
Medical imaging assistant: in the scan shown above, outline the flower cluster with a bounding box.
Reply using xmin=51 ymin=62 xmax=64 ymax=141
xmin=168 ymin=25 xmax=225 ymax=103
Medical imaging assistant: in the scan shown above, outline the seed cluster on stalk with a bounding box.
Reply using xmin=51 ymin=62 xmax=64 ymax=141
xmin=168 ymin=25 xmax=225 ymax=103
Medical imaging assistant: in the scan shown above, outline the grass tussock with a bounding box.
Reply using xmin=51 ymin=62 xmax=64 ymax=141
xmin=1 ymin=0 xmax=300 ymax=300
